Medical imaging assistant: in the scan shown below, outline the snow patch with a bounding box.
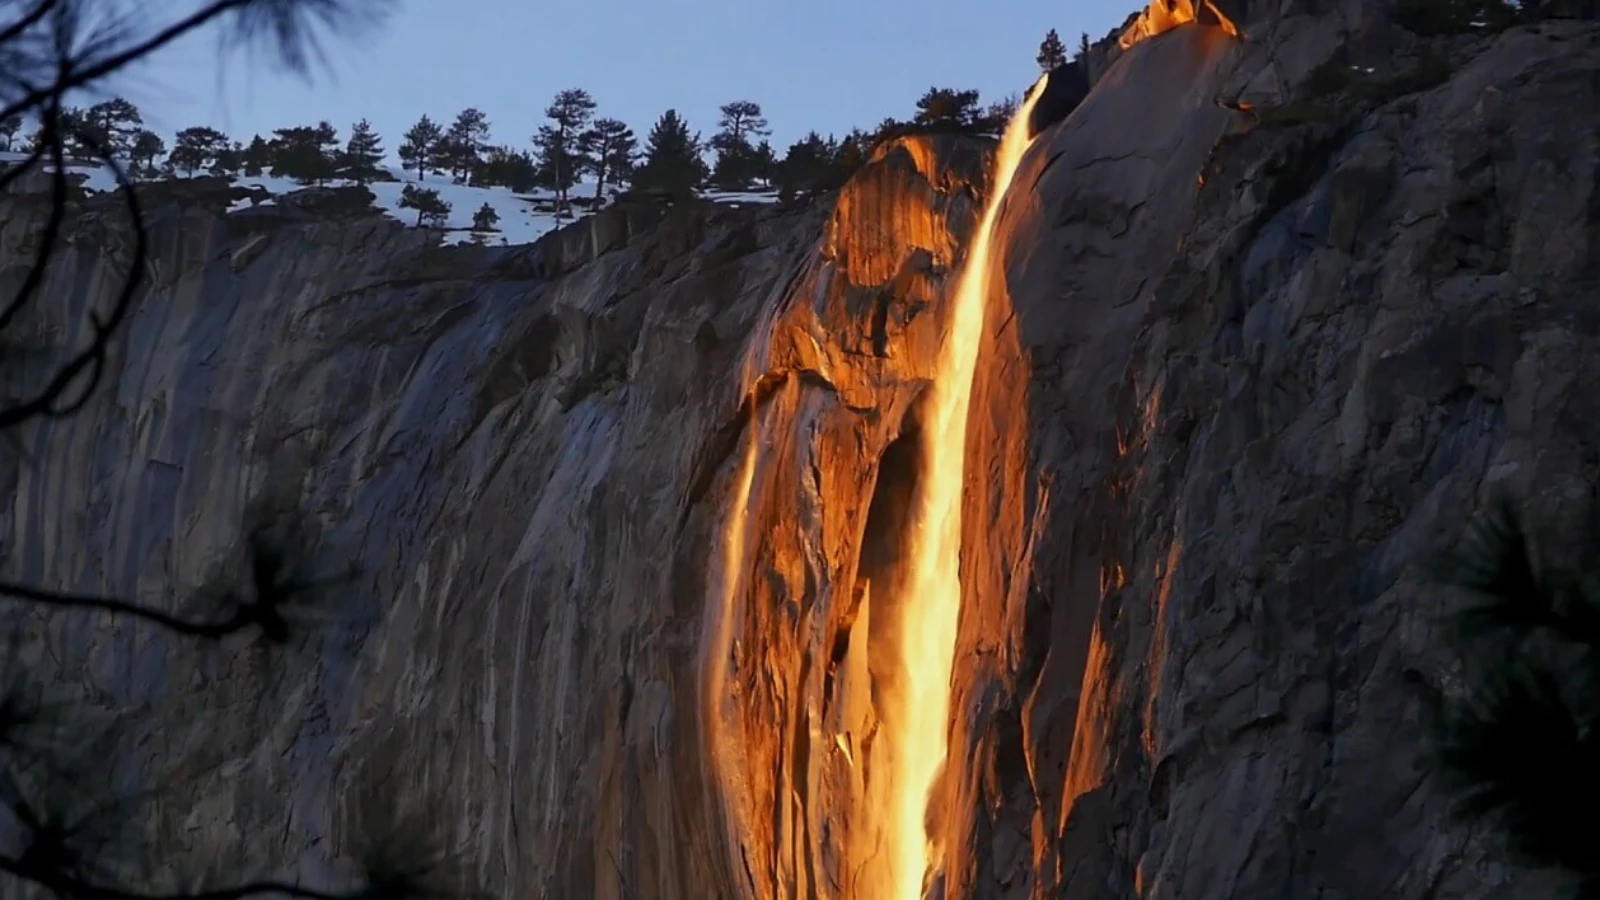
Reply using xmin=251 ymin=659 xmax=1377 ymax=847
xmin=0 ymin=149 xmax=124 ymax=193
xmin=703 ymin=189 xmax=783 ymax=205
xmin=2 ymin=152 xmax=784 ymax=247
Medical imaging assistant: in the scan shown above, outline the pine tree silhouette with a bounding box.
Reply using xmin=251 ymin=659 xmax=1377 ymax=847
xmin=577 ymin=117 xmax=638 ymax=202
xmin=535 ymin=89 xmax=597 ymax=215
xmin=340 ymin=119 xmax=386 ymax=183
xmin=398 ymin=115 xmax=443 ymax=182
xmin=439 ymin=108 xmax=491 ymax=184
xmin=631 ymin=109 xmax=708 ymax=198
xmin=398 ymin=184 xmax=451 ymax=227
xmin=1037 ymin=28 xmax=1068 ymax=71
xmin=1429 ymin=497 xmax=1600 ymax=896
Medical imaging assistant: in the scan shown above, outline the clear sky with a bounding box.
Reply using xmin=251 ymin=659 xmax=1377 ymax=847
xmin=110 ymin=0 xmax=1138 ymax=160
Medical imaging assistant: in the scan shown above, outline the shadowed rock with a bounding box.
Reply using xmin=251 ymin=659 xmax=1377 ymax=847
xmin=1027 ymin=61 xmax=1091 ymax=139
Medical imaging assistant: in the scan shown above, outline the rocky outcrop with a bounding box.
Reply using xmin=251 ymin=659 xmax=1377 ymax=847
xmin=1029 ymin=62 xmax=1091 ymax=138
xmin=3 ymin=12 xmax=1600 ymax=900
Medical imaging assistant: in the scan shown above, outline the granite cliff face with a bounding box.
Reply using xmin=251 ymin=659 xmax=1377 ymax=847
xmin=3 ymin=6 xmax=1600 ymax=899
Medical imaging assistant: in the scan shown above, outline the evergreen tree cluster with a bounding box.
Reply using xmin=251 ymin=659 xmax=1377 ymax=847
xmin=0 ymin=84 xmax=1026 ymax=205
xmin=394 ymin=94 xmax=780 ymax=207
xmin=395 ymin=93 xmax=642 ymax=213
xmin=11 ymin=99 xmax=393 ymax=186
xmin=0 ymin=27 xmax=1084 ymax=212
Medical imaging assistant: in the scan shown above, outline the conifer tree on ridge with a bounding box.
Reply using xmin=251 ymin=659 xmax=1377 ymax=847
xmin=1037 ymin=28 xmax=1068 ymax=71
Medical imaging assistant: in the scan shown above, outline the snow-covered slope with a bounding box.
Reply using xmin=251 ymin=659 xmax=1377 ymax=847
xmin=230 ymin=169 xmax=571 ymax=246
xmin=0 ymin=153 xmax=780 ymax=247
xmin=0 ymin=150 xmax=123 ymax=193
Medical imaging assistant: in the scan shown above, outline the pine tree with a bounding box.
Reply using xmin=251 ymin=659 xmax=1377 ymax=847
xmin=710 ymin=100 xmax=771 ymax=190
xmin=474 ymin=145 xmax=540 ymax=193
xmin=268 ymin=121 xmax=339 ymax=184
xmin=914 ymin=87 xmax=984 ymax=130
xmin=340 ymin=118 xmax=386 ymax=183
xmin=631 ymin=108 xmax=708 ymax=198
xmin=240 ymin=134 xmax=272 ymax=176
xmin=471 ymin=202 xmax=500 ymax=232
xmin=398 ymin=114 xmax=443 ymax=181
xmin=535 ymin=88 xmax=598 ymax=215
xmin=48 ymin=107 xmax=93 ymax=157
xmin=398 ymin=183 xmax=451 ymax=227
xmin=532 ymin=123 xmax=581 ymax=210
xmin=715 ymin=100 xmax=769 ymax=148
xmin=576 ymin=117 xmax=637 ymax=203
xmin=750 ymin=140 xmax=777 ymax=187
xmin=831 ymin=128 xmax=871 ymax=182
xmin=128 ymin=129 xmax=165 ymax=177
xmin=72 ymin=104 xmax=112 ymax=153
xmin=211 ymin=141 xmax=244 ymax=177
xmin=0 ymin=114 xmax=23 ymax=151
xmin=438 ymin=108 xmax=490 ymax=184
xmin=1037 ymin=28 xmax=1069 ymax=71
xmin=167 ymin=125 xmax=232 ymax=176
xmin=774 ymin=131 xmax=835 ymax=201
xmin=978 ymin=94 xmax=1020 ymax=135
xmin=81 ymin=97 xmax=144 ymax=157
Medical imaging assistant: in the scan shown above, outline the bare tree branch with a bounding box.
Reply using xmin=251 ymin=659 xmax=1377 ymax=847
xmin=0 ymin=123 xmax=146 ymax=430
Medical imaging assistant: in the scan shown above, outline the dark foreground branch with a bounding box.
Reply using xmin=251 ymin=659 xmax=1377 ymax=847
xmin=0 ymin=126 xmax=147 ymax=431
xmin=0 ymin=770 xmax=469 ymax=900
xmin=0 ymin=116 xmax=70 ymax=336
xmin=1429 ymin=496 xmax=1600 ymax=895
xmin=0 ymin=580 xmax=261 ymax=639
xmin=0 ymin=4 xmax=477 ymax=899
xmin=0 ymin=511 xmax=362 ymax=642
xmin=0 ymin=0 xmax=394 ymax=432
xmin=0 ymin=852 xmax=442 ymax=900
xmin=0 ymin=0 xmax=398 ymax=125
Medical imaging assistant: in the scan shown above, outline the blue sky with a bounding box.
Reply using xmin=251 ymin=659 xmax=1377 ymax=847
xmin=111 ymin=0 xmax=1136 ymax=160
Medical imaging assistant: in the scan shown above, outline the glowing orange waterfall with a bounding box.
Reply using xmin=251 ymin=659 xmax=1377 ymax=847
xmin=882 ymin=77 xmax=1049 ymax=900
xmin=703 ymin=407 xmax=762 ymax=884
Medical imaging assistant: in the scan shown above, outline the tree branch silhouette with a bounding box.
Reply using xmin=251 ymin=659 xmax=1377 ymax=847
xmin=0 ymin=3 xmax=474 ymax=899
xmin=1428 ymin=496 xmax=1600 ymax=897
xmin=0 ymin=119 xmax=144 ymax=430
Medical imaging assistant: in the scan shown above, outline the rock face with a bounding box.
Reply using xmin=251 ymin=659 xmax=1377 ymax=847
xmin=3 ymin=13 xmax=1599 ymax=900
xmin=1002 ymin=17 xmax=1600 ymax=900
xmin=1029 ymin=62 xmax=1090 ymax=138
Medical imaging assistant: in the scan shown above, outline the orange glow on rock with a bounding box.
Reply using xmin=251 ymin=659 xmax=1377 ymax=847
xmin=879 ymin=76 xmax=1049 ymax=900
xmin=703 ymin=410 xmax=762 ymax=885
xmin=1119 ymin=0 xmax=1240 ymax=50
